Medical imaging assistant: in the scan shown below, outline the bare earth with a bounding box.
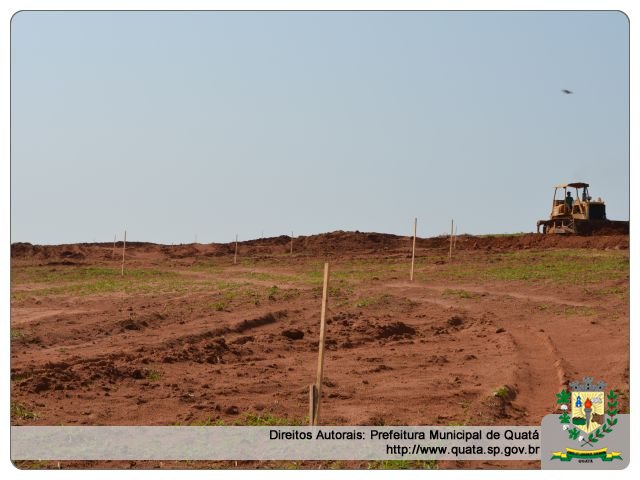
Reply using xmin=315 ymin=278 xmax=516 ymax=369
xmin=10 ymin=232 xmax=629 ymax=469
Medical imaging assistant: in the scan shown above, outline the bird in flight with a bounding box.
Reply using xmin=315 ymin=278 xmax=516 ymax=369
xmin=561 ymin=89 xmax=573 ymax=94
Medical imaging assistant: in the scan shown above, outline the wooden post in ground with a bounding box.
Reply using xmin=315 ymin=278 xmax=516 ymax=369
xmin=310 ymin=262 xmax=330 ymax=426
xmin=309 ymin=384 xmax=316 ymax=426
xmin=453 ymin=224 xmax=458 ymax=250
xmin=290 ymin=231 xmax=294 ymax=255
xmin=410 ymin=217 xmax=417 ymax=281
xmin=449 ymin=220 xmax=454 ymax=261
xmin=233 ymin=234 xmax=238 ymax=265
xmin=121 ymin=230 xmax=126 ymax=276
xmin=111 ymin=234 xmax=116 ymax=259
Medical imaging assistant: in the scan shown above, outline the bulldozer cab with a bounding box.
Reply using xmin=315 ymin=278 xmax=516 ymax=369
xmin=551 ymin=182 xmax=591 ymax=219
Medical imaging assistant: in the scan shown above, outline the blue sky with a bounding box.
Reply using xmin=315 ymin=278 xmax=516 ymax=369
xmin=11 ymin=11 xmax=629 ymax=244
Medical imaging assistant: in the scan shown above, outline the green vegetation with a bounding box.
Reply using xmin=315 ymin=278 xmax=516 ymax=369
xmin=560 ymin=305 xmax=596 ymax=316
xmin=11 ymin=372 xmax=32 ymax=383
xmin=185 ymin=417 xmax=226 ymax=426
xmin=11 ymin=275 xmax=210 ymax=301
xmin=367 ymin=460 xmax=438 ymax=470
xmin=10 ymin=329 xmax=26 ymax=340
xmin=11 ymin=402 xmax=37 ymax=420
xmin=181 ymin=412 xmax=303 ymax=427
xmin=241 ymin=271 xmax=298 ymax=283
xmin=422 ymin=249 xmax=628 ymax=284
xmin=589 ymin=285 xmax=629 ymax=301
xmin=354 ymin=294 xmax=393 ymax=308
xmin=267 ymin=285 xmax=279 ymax=301
xmin=145 ymin=369 xmax=163 ymax=381
xmin=281 ymin=288 xmax=301 ymax=300
xmin=353 ymin=294 xmax=415 ymax=310
xmin=312 ymin=280 xmax=355 ymax=300
xmin=210 ymin=300 xmax=228 ymax=311
xmin=307 ymin=258 xmax=405 ymax=283
xmin=243 ymin=413 xmax=304 ymax=426
xmin=535 ymin=303 xmax=596 ymax=316
xmin=189 ymin=261 xmax=223 ymax=274
xmin=442 ymin=288 xmax=479 ymax=299
xmin=12 ymin=266 xmax=176 ymax=284
xmin=13 ymin=460 xmax=50 ymax=470
xmin=493 ymin=386 xmax=512 ymax=399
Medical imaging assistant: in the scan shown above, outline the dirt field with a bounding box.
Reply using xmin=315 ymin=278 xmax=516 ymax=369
xmin=10 ymin=231 xmax=629 ymax=469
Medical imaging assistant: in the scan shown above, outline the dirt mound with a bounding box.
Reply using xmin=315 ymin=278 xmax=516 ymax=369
xmin=451 ymin=233 xmax=628 ymax=251
xmin=299 ymin=231 xmax=413 ymax=254
xmin=11 ymin=230 xmax=629 ymax=262
xmin=281 ymin=329 xmax=304 ymax=340
xmin=161 ymin=244 xmax=202 ymax=259
xmin=376 ymin=321 xmax=416 ymax=339
xmin=233 ymin=311 xmax=287 ymax=333
xmin=11 ymin=243 xmax=38 ymax=257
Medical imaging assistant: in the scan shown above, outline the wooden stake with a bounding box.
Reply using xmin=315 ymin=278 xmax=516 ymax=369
xmin=449 ymin=220 xmax=454 ymax=261
xmin=309 ymin=384 xmax=316 ymax=426
xmin=290 ymin=231 xmax=294 ymax=255
xmin=312 ymin=262 xmax=330 ymax=426
xmin=233 ymin=234 xmax=238 ymax=265
xmin=410 ymin=217 xmax=417 ymax=281
xmin=111 ymin=234 xmax=116 ymax=259
xmin=121 ymin=230 xmax=126 ymax=276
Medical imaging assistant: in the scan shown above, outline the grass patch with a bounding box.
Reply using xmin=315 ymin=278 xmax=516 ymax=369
xmin=10 ymin=329 xmax=26 ymax=340
xmin=591 ymin=285 xmax=629 ymax=300
xmin=243 ymin=413 xmax=304 ymax=426
xmin=13 ymin=461 xmax=50 ymax=470
xmin=312 ymin=281 xmax=355 ymax=299
xmin=11 ymin=372 xmax=32 ymax=383
xmin=11 ymin=274 xmax=212 ymax=300
xmin=282 ymin=288 xmax=301 ymax=300
xmin=424 ymin=249 xmax=628 ymax=285
xmin=241 ymin=271 xmax=298 ymax=283
xmin=493 ymin=386 xmax=512 ymax=399
xmin=145 ymin=369 xmax=162 ymax=381
xmin=442 ymin=289 xmax=479 ymax=299
xmin=209 ymin=300 xmax=229 ymax=312
xmin=189 ymin=261 xmax=223 ymax=274
xmin=12 ymin=266 xmax=177 ymax=284
xmin=267 ymin=285 xmax=279 ymax=301
xmin=182 ymin=412 xmax=303 ymax=426
xmin=11 ymin=402 xmax=37 ymax=420
xmin=185 ymin=417 xmax=226 ymax=426
xmin=367 ymin=460 xmax=438 ymax=470
xmin=10 ymin=265 xmax=220 ymax=302
xmin=560 ymin=306 xmax=597 ymax=316
xmin=353 ymin=293 xmax=415 ymax=308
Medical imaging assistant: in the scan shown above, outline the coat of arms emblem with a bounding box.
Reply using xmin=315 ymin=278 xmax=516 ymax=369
xmin=552 ymin=377 xmax=621 ymax=462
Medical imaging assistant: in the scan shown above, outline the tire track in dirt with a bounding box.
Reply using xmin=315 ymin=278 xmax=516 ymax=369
xmin=382 ymin=280 xmax=569 ymax=421
xmin=493 ymin=321 xmax=567 ymax=421
xmin=11 ymin=308 xmax=90 ymax=325
xmin=385 ymin=281 xmax=594 ymax=308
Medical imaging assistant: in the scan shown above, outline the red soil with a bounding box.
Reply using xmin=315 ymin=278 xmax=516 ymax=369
xmin=10 ymin=231 xmax=629 ymax=469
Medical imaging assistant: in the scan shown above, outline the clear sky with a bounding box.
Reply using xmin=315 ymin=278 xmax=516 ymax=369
xmin=11 ymin=11 xmax=629 ymax=244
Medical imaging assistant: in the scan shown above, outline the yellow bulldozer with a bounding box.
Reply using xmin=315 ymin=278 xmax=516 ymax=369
xmin=537 ymin=182 xmax=629 ymax=235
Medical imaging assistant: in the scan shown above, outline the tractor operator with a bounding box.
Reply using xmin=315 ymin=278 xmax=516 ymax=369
xmin=565 ymin=191 xmax=574 ymax=213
